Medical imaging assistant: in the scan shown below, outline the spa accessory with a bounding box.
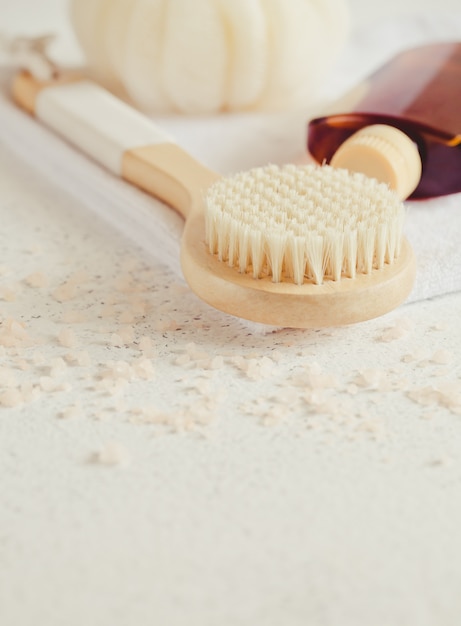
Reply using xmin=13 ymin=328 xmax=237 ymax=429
xmin=308 ymin=42 xmax=461 ymax=199
xmin=12 ymin=70 xmax=415 ymax=328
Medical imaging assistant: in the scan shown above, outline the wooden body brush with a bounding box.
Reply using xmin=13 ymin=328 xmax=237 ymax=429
xmin=12 ymin=71 xmax=415 ymax=328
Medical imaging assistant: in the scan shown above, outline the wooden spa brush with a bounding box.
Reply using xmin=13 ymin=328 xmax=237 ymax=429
xmin=12 ymin=71 xmax=416 ymax=328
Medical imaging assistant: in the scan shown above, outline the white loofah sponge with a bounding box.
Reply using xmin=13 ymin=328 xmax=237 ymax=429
xmin=70 ymin=0 xmax=350 ymax=114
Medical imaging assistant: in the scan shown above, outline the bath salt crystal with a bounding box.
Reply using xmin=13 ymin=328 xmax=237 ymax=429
xmin=0 ymin=367 xmax=18 ymax=388
xmin=49 ymin=357 xmax=67 ymax=377
xmin=14 ymin=358 xmax=29 ymax=371
xmin=68 ymin=270 xmax=90 ymax=284
xmin=39 ymin=376 xmax=60 ymax=392
xmin=346 ymin=383 xmax=359 ymax=395
xmin=0 ymin=388 xmax=23 ymax=408
xmin=401 ymin=348 xmax=427 ymax=363
xmin=175 ymin=354 xmax=191 ymax=366
xmin=430 ymin=350 xmax=453 ymax=365
xmin=67 ymin=350 xmax=92 ymax=366
xmin=58 ymin=328 xmax=78 ymax=348
xmin=208 ymin=356 xmax=224 ymax=370
xmin=408 ymin=386 xmax=439 ymax=407
xmin=378 ymin=326 xmax=408 ymax=342
xmin=303 ymin=389 xmax=327 ymax=407
xmin=138 ymin=336 xmax=153 ymax=353
xmin=354 ymin=369 xmax=388 ymax=389
xmin=133 ymin=300 xmax=149 ymax=315
xmin=52 ymin=281 xmax=77 ymax=302
xmin=100 ymin=304 xmax=116 ymax=318
xmin=0 ymin=287 xmax=17 ymax=301
xmin=20 ymin=382 xmax=41 ymax=403
xmin=90 ymin=441 xmax=131 ymax=467
xmin=31 ymin=351 xmax=45 ymax=365
xmin=6 ymin=318 xmax=27 ymax=339
xmin=24 ymin=272 xmax=48 ymax=288
xmin=356 ymin=419 xmax=384 ymax=435
xmin=118 ymin=326 xmax=135 ymax=343
xmin=118 ymin=310 xmax=136 ymax=324
xmin=132 ymin=358 xmax=155 ymax=380
xmin=59 ymin=404 xmax=81 ymax=419
xmin=110 ymin=333 xmax=123 ymax=346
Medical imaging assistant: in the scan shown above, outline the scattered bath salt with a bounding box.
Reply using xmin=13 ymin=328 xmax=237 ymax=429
xmin=130 ymin=299 xmax=148 ymax=315
xmin=155 ymin=318 xmax=180 ymax=332
xmin=39 ymin=377 xmax=56 ymax=392
xmin=271 ymin=350 xmax=284 ymax=363
xmin=101 ymin=360 xmax=134 ymax=382
xmin=420 ymin=411 xmax=435 ymax=420
xmin=432 ymin=368 xmax=451 ymax=378
xmin=356 ymin=419 xmax=385 ymax=436
xmin=76 ymin=351 xmax=91 ymax=366
xmin=23 ymin=271 xmax=48 ymax=288
xmin=90 ymin=441 xmax=131 ymax=467
xmin=0 ymin=286 xmax=17 ymax=301
xmin=175 ymin=354 xmax=191 ymax=366
xmin=61 ymin=310 xmax=87 ymax=323
xmin=6 ymin=318 xmax=28 ymax=340
xmin=0 ymin=388 xmax=23 ymax=408
xmin=100 ymin=304 xmax=116 ymax=318
xmin=189 ymin=378 xmax=213 ymax=396
xmin=354 ymin=369 xmax=390 ymax=390
xmin=49 ymin=357 xmax=67 ymax=377
xmin=401 ymin=348 xmax=427 ymax=363
xmin=304 ymin=372 xmax=338 ymax=391
xmin=14 ymin=358 xmax=30 ymax=371
xmin=52 ymin=281 xmax=77 ymax=302
xmin=231 ymin=356 xmax=275 ymax=381
xmin=132 ymin=358 xmax=155 ymax=380
xmin=118 ymin=325 xmax=135 ymax=343
xmin=118 ymin=310 xmax=136 ymax=324
xmin=110 ymin=333 xmax=123 ymax=347
xmin=20 ymin=382 xmax=41 ymax=403
xmin=97 ymin=377 xmax=129 ymax=395
xmin=417 ymin=359 xmax=431 ymax=369
xmin=39 ymin=377 xmax=71 ymax=393
xmin=378 ymin=326 xmax=408 ymax=342
xmin=0 ymin=367 xmax=18 ymax=388
xmin=31 ymin=351 xmax=45 ymax=365
xmin=303 ymin=388 xmax=328 ymax=407
xmin=346 ymin=384 xmax=359 ymax=396
xmin=68 ymin=270 xmax=91 ymax=285
xmin=58 ymin=328 xmax=78 ymax=348
xmin=59 ymin=404 xmax=81 ymax=419
xmin=408 ymin=386 xmax=438 ymax=407
xmin=431 ymin=349 xmax=453 ymax=365
xmin=208 ymin=356 xmax=224 ymax=370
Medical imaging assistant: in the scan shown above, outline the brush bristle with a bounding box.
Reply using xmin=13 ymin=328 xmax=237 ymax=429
xmin=205 ymin=164 xmax=405 ymax=285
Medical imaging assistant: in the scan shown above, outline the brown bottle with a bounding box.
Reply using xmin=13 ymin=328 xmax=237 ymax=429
xmin=307 ymin=42 xmax=461 ymax=199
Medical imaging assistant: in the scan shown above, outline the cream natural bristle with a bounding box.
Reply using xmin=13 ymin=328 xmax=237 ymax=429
xmin=205 ymin=164 xmax=405 ymax=285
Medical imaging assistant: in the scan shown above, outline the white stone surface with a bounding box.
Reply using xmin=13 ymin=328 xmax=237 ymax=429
xmin=1 ymin=2 xmax=461 ymax=626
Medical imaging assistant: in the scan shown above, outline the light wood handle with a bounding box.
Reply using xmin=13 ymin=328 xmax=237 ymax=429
xmin=12 ymin=72 xmax=218 ymax=219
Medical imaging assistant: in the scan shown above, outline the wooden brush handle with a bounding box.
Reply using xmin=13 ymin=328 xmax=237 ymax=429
xmin=12 ymin=72 xmax=218 ymax=219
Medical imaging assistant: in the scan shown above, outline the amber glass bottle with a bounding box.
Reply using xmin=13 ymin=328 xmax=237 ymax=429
xmin=307 ymin=42 xmax=461 ymax=199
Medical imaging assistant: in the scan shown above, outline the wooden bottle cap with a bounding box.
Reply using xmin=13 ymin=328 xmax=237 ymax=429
xmin=330 ymin=124 xmax=422 ymax=200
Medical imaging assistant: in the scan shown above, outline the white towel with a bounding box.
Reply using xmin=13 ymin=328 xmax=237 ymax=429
xmin=0 ymin=11 xmax=460 ymax=304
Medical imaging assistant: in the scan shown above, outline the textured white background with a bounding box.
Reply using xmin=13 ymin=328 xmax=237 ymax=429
xmin=1 ymin=2 xmax=461 ymax=626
